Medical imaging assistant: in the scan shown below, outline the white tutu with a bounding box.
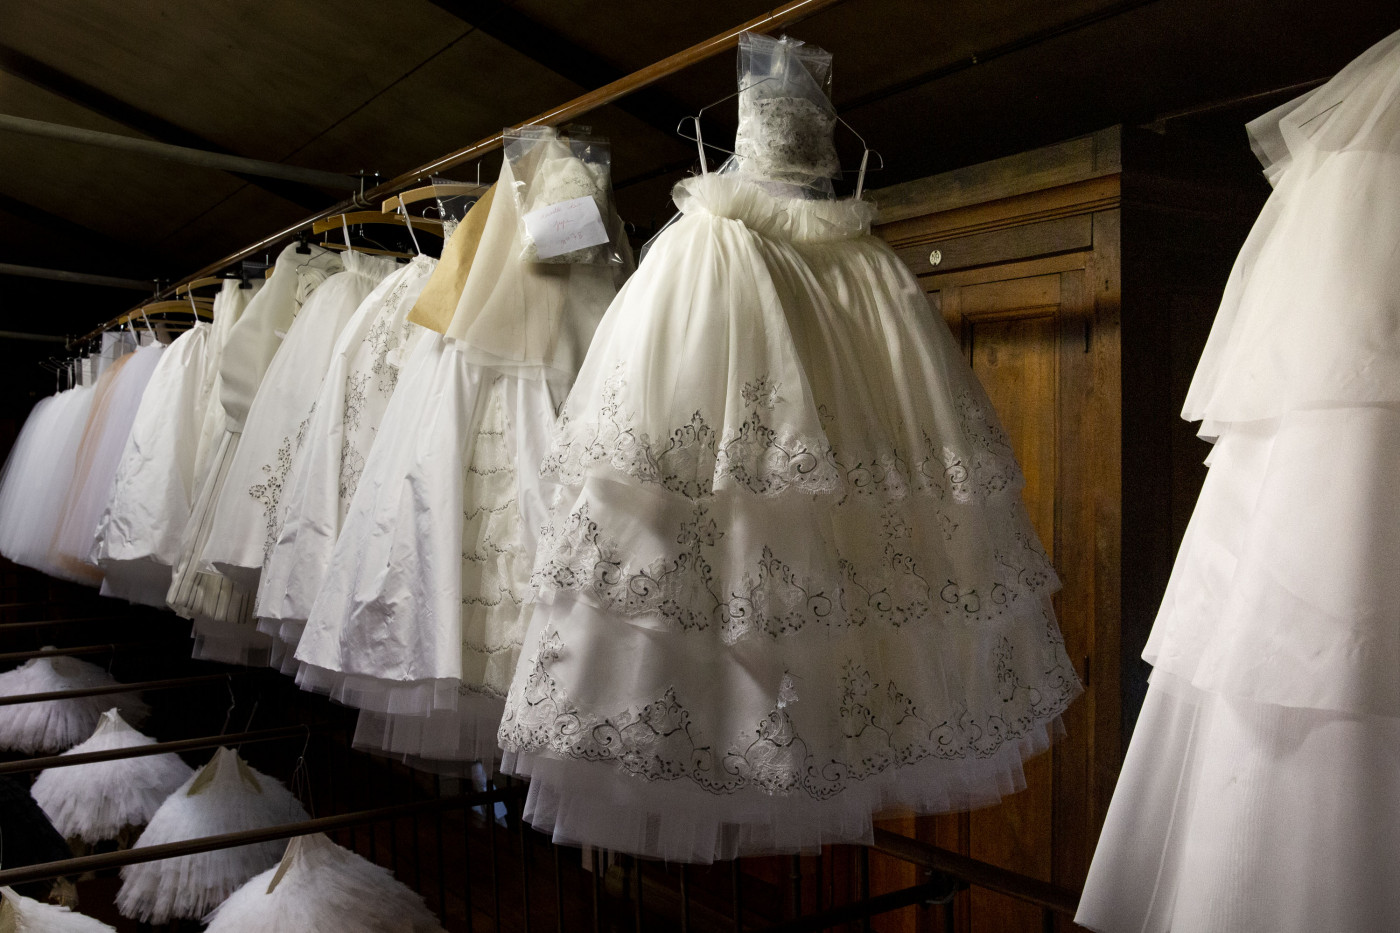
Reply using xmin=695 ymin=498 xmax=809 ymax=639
xmin=295 ymin=151 xmax=622 ymax=764
xmin=0 ymin=393 xmax=60 ymax=561
xmin=30 ymin=708 xmax=193 ymax=844
xmin=49 ymin=343 xmax=165 ymax=585
xmin=202 ymin=833 xmax=445 ymax=932
xmin=0 ymin=657 xmax=148 ymax=754
xmin=1078 ymin=29 xmax=1400 ymax=933
xmin=116 ymin=747 xmax=308 ymax=925
xmin=497 ymin=168 xmax=1078 ymax=861
xmin=256 ymin=254 xmax=437 ymax=649
xmin=4 ymin=386 xmax=95 ymax=577
xmin=92 ymin=326 xmax=211 ymax=606
xmin=0 ymin=887 xmax=115 ymax=933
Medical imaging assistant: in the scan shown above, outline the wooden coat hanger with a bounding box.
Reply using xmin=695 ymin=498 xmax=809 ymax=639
xmin=379 ymin=182 xmax=486 ymax=213
xmin=174 ymin=276 xmax=225 ymax=296
xmin=310 ymin=211 xmax=445 ymax=237
xmin=138 ymin=298 xmax=214 ymax=319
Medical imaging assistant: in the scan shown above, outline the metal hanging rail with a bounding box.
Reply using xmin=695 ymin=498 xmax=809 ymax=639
xmin=0 ymin=722 xmax=331 ymax=776
xmin=67 ymin=0 xmax=848 ymax=348
xmin=0 ymin=785 xmax=524 ymax=887
xmin=0 ymin=671 xmax=242 ymax=706
xmin=0 ymin=642 xmax=158 ymax=664
xmin=0 ymin=114 xmax=360 ymax=190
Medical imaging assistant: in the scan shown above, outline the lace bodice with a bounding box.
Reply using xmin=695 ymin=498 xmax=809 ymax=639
xmin=735 ymin=95 xmax=839 ymax=183
xmin=732 ymin=33 xmax=841 ymax=185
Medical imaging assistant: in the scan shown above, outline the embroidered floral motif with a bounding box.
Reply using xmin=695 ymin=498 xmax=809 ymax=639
xmin=544 ymin=371 xmax=1020 ymax=508
xmin=337 ymin=437 xmax=365 ymax=502
xmin=498 ymin=630 xmax=1077 ymax=799
xmin=249 ymin=408 xmax=315 ymax=557
xmin=543 ymin=366 xmax=842 ymax=500
xmin=533 ymin=490 xmax=1055 ymax=643
xmin=342 ymin=373 xmax=369 ymax=434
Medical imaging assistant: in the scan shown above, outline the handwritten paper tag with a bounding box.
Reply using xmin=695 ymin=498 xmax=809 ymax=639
xmin=523 ymin=195 xmax=608 ymax=260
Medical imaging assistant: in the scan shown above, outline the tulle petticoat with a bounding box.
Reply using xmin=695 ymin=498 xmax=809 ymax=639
xmin=497 ymin=173 xmax=1079 ymax=860
xmin=1 ymin=385 xmax=96 ymax=576
xmin=50 ymin=343 xmax=165 ymax=585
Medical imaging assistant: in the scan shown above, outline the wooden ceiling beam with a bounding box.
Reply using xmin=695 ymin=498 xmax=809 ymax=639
xmin=426 ymin=0 xmax=693 ymax=141
xmin=0 ymin=42 xmax=335 ymax=210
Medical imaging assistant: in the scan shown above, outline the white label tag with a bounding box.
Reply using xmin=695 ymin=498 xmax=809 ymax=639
xmin=523 ymin=195 xmax=608 ymax=260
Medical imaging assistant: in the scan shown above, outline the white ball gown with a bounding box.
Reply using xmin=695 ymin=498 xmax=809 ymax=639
xmin=495 ymin=38 xmax=1078 ymax=862
xmin=92 ymin=325 xmax=212 ymax=606
xmin=1076 ymin=28 xmax=1400 ymax=933
xmin=255 ymin=253 xmax=437 ymax=668
xmin=295 ymin=141 xmax=626 ymax=767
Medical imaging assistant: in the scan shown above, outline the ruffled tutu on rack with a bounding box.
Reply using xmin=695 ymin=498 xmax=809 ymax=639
xmin=116 ymin=747 xmax=308 ymax=925
xmin=31 ymin=708 xmax=194 ymax=844
xmin=0 ymin=886 xmax=115 ymax=932
xmin=0 ymin=656 xmax=148 ymax=755
xmin=497 ymin=172 xmax=1078 ymax=862
xmin=203 ymin=833 xmax=446 ymax=932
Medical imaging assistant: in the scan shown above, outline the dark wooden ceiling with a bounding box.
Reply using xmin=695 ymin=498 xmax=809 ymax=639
xmin=1 ymin=0 xmax=1397 ymax=341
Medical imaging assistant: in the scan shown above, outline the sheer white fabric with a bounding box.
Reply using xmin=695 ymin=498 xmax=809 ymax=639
xmin=1078 ymin=29 xmax=1400 ymax=933
xmin=50 ymin=342 xmax=164 ymax=585
xmin=3 ymin=384 xmax=95 ymax=576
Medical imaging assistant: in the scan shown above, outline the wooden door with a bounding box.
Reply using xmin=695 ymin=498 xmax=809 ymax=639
xmin=865 ymin=201 xmax=1121 ymax=932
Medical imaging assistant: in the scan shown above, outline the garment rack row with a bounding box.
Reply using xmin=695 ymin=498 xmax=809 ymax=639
xmin=67 ymin=0 xmax=848 ymax=350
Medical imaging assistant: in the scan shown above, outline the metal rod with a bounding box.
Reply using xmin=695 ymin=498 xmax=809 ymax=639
xmin=555 ymin=846 xmax=566 ymax=933
xmin=433 ymin=774 xmax=446 ymax=921
xmin=755 ymin=880 xmax=950 ymax=933
xmin=860 ymin=846 xmax=872 ymax=933
xmin=0 ymin=642 xmax=156 ymax=664
xmin=0 ymin=723 xmax=326 ymax=775
xmin=0 ymin=113 xmax=359 ymax=189
xmin=732 ymin=860 xmax=743 ymax=933
xmin=0 ymin=785 xmax=524 ymax=888
xmin=790 ymin=854 xmax=803 ymax=918
xmin=680 ymin=863 xmax=691 ymax=933
xmin=870 ymin=829 xmax=1080 ymax=917
xmin=0 ymin=330 xmax=68 ymax=343
xmin=591 ymin=849 xmax=603 ymax=933
xmin=0 ymin=615 xmax=131 ymax=629
xmin=633 ymin=856 xmax=644 ymax=933
xmin=68 ymin=0 xmax=850 ymax=348
xmin=0 ymin=262 xmax=151 ymax=291
xmin=0 ymin=672 xmax=239 ymax=706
